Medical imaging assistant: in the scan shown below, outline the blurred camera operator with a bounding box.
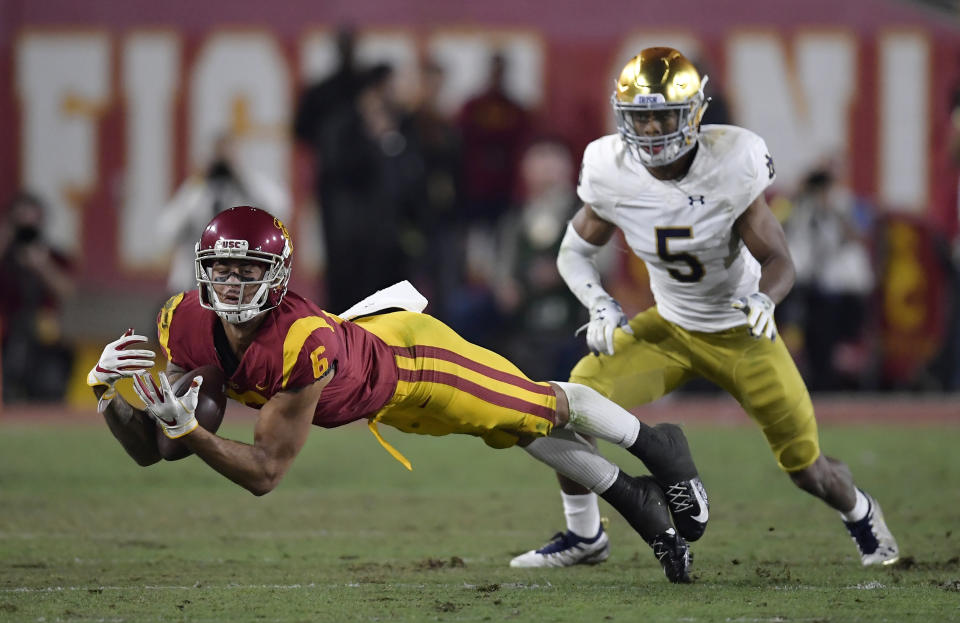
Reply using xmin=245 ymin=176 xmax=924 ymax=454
xmin=0 ymin=192 xmax=76 ymax=403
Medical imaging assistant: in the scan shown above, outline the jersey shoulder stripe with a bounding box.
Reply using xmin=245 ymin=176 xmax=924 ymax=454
xmin=157 ymin=292 xmax=186 ymax=363
xmin=281 ymin=315 xmax=337 ymax=389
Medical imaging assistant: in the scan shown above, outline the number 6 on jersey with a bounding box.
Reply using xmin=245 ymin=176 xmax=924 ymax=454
xmin=656 ymin=227 xmax=705 ymax=283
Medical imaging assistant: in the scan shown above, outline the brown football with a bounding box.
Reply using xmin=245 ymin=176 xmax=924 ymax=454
xmin=156 ymin=365 xmax=228 ymax=461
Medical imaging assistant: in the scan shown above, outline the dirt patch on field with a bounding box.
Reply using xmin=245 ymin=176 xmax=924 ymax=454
xmin=413 ymin=556 xmax=466 ymax=570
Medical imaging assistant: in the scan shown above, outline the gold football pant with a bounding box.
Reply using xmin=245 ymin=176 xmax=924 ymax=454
xmin=354 ymin=312 xmax=556 ymax=467
xmin=569 ymin=307 xmax=819 ymax=472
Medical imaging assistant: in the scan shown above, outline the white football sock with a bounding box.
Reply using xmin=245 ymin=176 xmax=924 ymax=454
xmin=554 ymin=381 xmax=640 ymax=448
xmin=841 ymin=488 xmax=869 ymax=522
xmin=562 ymin=491 xmax=601 ymax=538
xmin=523 ymin=430 xmax=619 ymax=494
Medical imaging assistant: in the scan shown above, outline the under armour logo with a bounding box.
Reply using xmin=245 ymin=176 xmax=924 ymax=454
xmin=688 ymin=195 xmax=705 ymax=206
xmin=765 ymin=154 xmax=775 ymax=179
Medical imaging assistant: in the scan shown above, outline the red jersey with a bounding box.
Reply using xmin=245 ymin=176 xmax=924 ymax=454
xmin=156 ymin=290 xmax=398 ymax=428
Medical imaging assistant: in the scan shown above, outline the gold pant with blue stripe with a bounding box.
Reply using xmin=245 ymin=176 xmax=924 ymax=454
xmin=354 ymin=312 xmax=556 ymax=465
xmin=569 ymin=307 xmax=819 ymax=472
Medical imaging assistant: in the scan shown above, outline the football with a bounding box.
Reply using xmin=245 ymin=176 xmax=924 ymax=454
xmin=155 ymin=365 xmax=228 ymax=461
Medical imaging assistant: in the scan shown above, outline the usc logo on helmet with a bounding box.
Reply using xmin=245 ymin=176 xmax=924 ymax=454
xmin=274 ymin=217 xmax=293 ymax=254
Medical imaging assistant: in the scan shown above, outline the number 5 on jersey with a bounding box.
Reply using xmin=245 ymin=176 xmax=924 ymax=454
xmin=656 ymin=227 xmax=705 ymax=283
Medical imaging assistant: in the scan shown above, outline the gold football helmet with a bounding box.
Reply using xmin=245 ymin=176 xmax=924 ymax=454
xmin=612 ymin=47 xmax=709 ymax=166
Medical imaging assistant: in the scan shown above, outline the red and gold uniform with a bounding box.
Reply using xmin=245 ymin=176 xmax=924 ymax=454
xmin=157 ymin=290 xmax=556 ymax=466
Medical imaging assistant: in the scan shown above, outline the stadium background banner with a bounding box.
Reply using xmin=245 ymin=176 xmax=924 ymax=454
xmin=1 ymin=0 xmax=959 ymax=380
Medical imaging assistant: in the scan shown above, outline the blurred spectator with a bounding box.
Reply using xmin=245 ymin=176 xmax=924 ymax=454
xmin=456 ymin=52 xmax=530 ymax=226
xmin=157 ymin=133 xmax=290 ymax=294
xmin=294 ymin=29 xmax=423 ymax=311
xmin=491 ymin=138 xmax=586 ymax=379
xmin=406 ymin=58 xmax=463 ymax=320
xmin=456 ymin=51 xmax=531 ymax=299
xmin=0 ymin=192 xmax=76 ymax=403
xmin=294 ymin=25 xmax=372 ymax=158
xmin=444 ymin=52 xmax=532 ymax=343
xmin=357 ymin=64 xmax=427 ymax=291
xmin=296 ymin=55 xmax=423 ymax=312
xmin=782 ymin=167 xmax=877 ymax=391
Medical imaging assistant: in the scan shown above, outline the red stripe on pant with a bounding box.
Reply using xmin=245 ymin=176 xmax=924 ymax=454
xmin=392 ymin=345 xmax=553 ymax=396
xmin=397 ymin=367 xmax=556 ymax=423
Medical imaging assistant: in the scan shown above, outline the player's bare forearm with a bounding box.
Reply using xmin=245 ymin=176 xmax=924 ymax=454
xmin=736 ymin=194 xmax=796 ymax=304
xmin=182 ymin=427 xmax=280 ymax=495
xmin=756 ymin=254 xmax=796 ymax=304
xmin=93 ymin=385 xmax=162 ymax=466
xmin=182 ymin=378 xmax=327 ymax=495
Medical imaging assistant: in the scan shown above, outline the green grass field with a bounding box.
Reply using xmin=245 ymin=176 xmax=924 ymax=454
xmin=2 ymin=415 xmax=959 ymax=622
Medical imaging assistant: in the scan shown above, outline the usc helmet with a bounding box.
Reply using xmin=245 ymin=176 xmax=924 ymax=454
xmin=194 ymin=206 xmax=293 ymax=324
xmin=612 ymin=47 xmax=709 ymax=166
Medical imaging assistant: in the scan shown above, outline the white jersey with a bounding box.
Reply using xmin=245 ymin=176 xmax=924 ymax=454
xmin=577 ymin=125 xmax=775 ymax=332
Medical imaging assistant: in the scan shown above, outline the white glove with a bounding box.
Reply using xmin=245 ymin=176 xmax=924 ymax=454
xmin=732 ymin=292 xmax=777 ymax=341
xmin=86 ymin=329 xmax=156 ymax=399
xmin=577 ymin=296 xmax=634 ymax=356
xmin=132 ymin=371 xmax=201 ymax=439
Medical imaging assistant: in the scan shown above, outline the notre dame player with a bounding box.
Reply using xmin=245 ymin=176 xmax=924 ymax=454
xmin=510 ymin=47 xmax=898 ymax=569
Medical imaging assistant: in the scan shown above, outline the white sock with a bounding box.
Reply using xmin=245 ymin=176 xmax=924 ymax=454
xmin=562 ymin=491 xmax=601 ymax=538
xmin=523 ymin=430 xmax=619 ymax=494
xmin=554 ymin=381 xmax=640 ymax=448
xmin=841 ymin=488 xmax=869 ymax=522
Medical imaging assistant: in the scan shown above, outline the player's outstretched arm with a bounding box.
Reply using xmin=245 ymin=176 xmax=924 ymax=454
xmin=87 ymin=329 xmax=162 ymax=466
xmin=732 ymin=194 xmax=797 ymax=341
xmin=141 ymin=372 xmax=331 ymax=495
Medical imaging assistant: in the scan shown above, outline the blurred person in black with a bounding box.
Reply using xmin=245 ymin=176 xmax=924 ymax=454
xmin=492 ymin=137 xmax=586 ymax=380
xmin=294 ymin=29 xmax=421 ymax=311
xmin=0 ymin=192 xmax=76 ymax=403
xmin=294 ymin=25 xmax=370 ymax=154
xmin=297 ymin=57 xmax=422 ymax=312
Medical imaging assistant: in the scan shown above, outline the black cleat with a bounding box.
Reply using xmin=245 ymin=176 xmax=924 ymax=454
xmin=599 ymin=473 xmax=673 ymax=543
xmin=600 ymin=473 xmax=695 ymax=583
xmin=629 ymin=423 xmax=709 ymax=542
xmin=651 ymin=528 xmax=693 ymax=583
